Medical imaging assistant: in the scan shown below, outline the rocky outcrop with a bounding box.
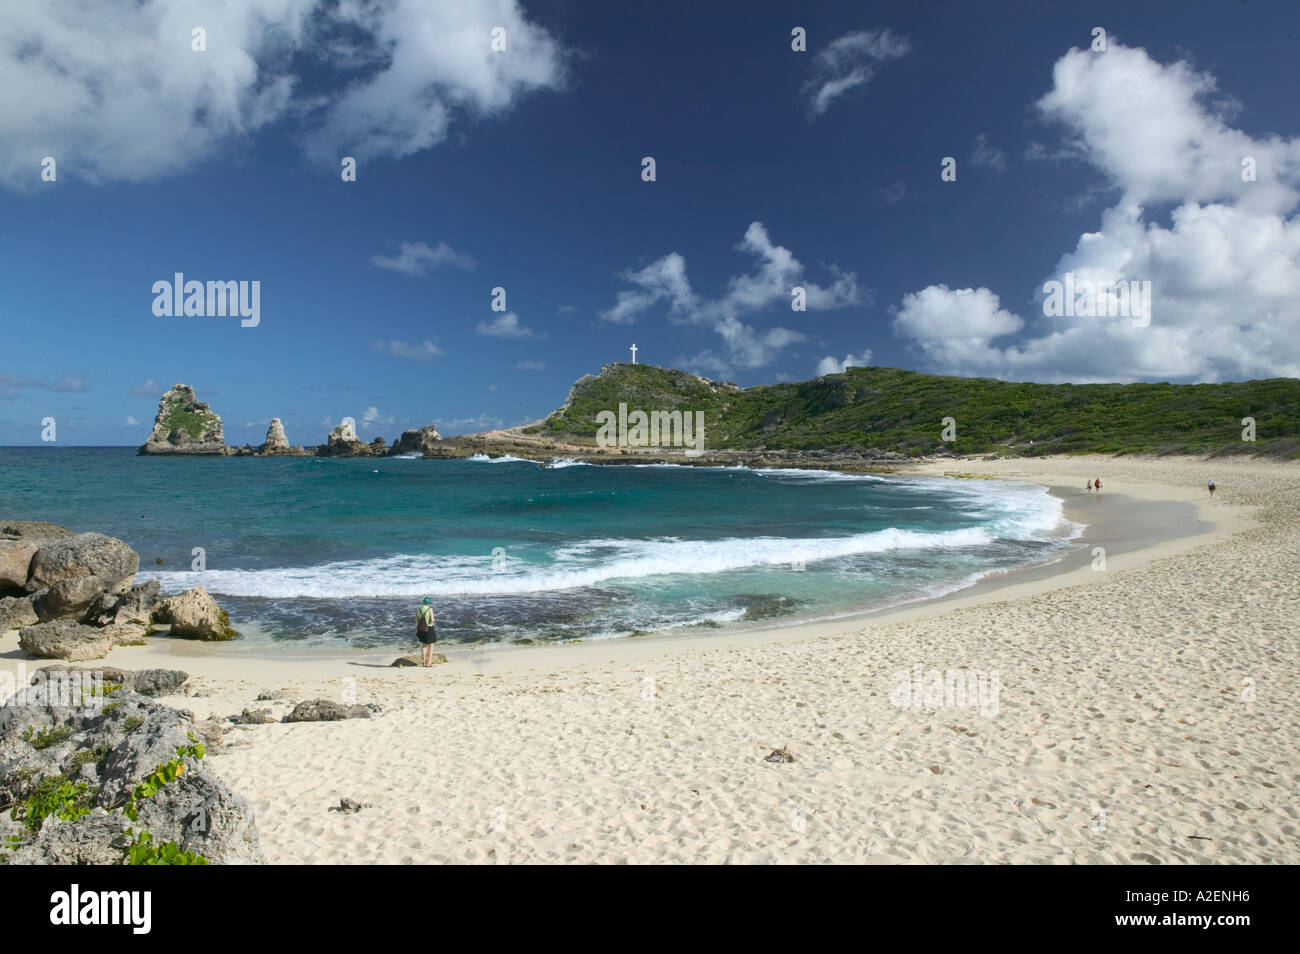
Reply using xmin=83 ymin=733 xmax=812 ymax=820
xmin=316 ymin=419 xmax=386 ymax=457
xmin=0 ymin=685 xmax=263 ymax=864
xmin=3 ymin=522 xmax=236 ymax=661
xmin=389 ymin=425 xmax=442 ymax=457
xmin=84 ymin=580 xmax=160 ymax=628
xmin=0 ymin=595 xmax=39 ymax=633
xmin=18 ymin=620 xmax=148 ymax=661
xmin=152 ymin=586 xmax=237 ymax=641
xmin=0 ymin=522 xmax=73 ymax=594
xmin=283 ymin=699 xmax=375 ymax=722
xmin=261 ymin=418 xmax=291 ymax=454
xmin=137 ymin=384 xmax=228 ymax=455
xmin=25 ymin=532 xmax=139 ymax=596
xmin=33 ymin=665 xmax=189 ymax=697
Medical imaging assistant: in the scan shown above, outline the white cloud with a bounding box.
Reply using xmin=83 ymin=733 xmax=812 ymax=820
xmin=802 ymin=29 xmax=911 ymax=118
xmin=124 ymin=415 xmax=139 ymax=427
xmin=361 ymin=405 xmax=394 ymax=427
xmin=372 ymin=339 xmax=443 ymax=361
xmin=970 ymin=133 xmax=1007 ymax=173
xmin=475 ymin=312 xmax=540 ymax=339
xmin=371 ymin=241 xmax=475 ymax=276
xmin=128 ymin=379 xmax=160 ymax=397
xmin=816 ymin=351 xmax=873 ymax=376
xmin=515 ymin=360 xmax=545 ymax=371
xmin=603 ymin=222 xmax=860 ymax=374
xmin=892 ymin=42 xmax=1300 ymax=382
xmin=0 ymin=1 xmax=565 ymax=190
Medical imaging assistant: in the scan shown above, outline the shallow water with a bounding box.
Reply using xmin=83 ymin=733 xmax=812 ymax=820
xmin=0 ymin=448 xmax=1081 ymax=650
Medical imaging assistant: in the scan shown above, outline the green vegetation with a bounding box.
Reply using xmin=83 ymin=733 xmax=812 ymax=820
xmin=125 ymin=829 xmax=209 ymax=866
xmin=160 ymin=400 xmax=218 ymax=439
xmin=122 ymin=742 xmax=205 ymax=821
xmin=10 ymin=775 xmax=97 ymax=833
xmin=122 ymin=715 xmax=145 ymax=732
xmin=22 ymin=725 xmax=73 ymax=750
xmin=538 ymin=364 xmax=1300 ymax=458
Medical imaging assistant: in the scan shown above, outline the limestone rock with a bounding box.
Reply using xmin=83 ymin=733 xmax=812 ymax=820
xmin=33 ymin=665 xmax=188 ymax=697
xmin=85 ymin=580 xmax=161 ymax=628
xmin=389 ymin=425 xmax=442 ymax=457
xmin=33 ymin=576 xmax=111 ymax=621
xmin=152 ymin=586 xmax=237 ymax=641
xmin=137 ymin=383 xmax=228 ymax=455
xmin=283 ymin=699 xmax=373 ymax=722
xmin=25 ymin=532 xmax=139 ymax=596
xmin=0 ymin=689 xmax=264 ymax=864
xmin=260 ymin=418 xmax=291 ymax=454
xmin=18 ymin=619 xmax=148 ymax=661
xmin=0 ymin=595 xmax=39 ymax=633
xmin=0 ymin=522 xmax=73 ymax=593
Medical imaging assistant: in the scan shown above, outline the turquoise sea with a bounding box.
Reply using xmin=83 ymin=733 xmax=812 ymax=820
xmin=0 ymin=448 xmax=1081 ymax=651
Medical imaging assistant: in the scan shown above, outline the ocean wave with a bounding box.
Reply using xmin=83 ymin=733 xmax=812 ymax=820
xmin=157 ymin=524 xmax=1012 ymax=599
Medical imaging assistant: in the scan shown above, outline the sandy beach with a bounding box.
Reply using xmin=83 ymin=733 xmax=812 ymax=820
xmin=3 ymin=454 xmax=1296 ymax=864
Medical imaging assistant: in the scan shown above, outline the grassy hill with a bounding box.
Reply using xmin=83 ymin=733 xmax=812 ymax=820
xmin=531 ymin=363 xmax=1300 ymax=458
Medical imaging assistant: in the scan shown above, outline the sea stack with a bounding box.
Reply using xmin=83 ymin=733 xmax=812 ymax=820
xmin=389 ymin=424 xmax=442 ymax=456
xmin=261 ymin=418 xmax=291 ymax=455
xmin=137 ymin=384 xmax=228 ymax=455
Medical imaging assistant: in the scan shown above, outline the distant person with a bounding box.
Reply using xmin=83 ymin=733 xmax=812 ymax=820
xmin=415 ymin=597 xmax=437 ymax=666
xmin=1093 ymin=477 xmax=1102 ymax=493
xmin=1208 ymin=478 xmax=1216 ymax=499
xmin=1087 ymin=479 xmax=1093 ymax=493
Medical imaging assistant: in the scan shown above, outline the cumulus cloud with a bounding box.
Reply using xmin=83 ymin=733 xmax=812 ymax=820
xmin=0 ymin=1 xmax=565 ymax=190
xmin=128 ymin=379 xmax=160 ymax=397
xmin=361 ymin=406 xmax=394 ymax=427
xmin=891 ymin=42 xmax=1300 ymax=383
xmin=124 ymin=416 xmax=139 ymax=427
xmin=371 ymin=241 xmax=476 ymax=276
xmin=372 ymin=339 xmax=443 ymax=361
xmin=802 ymin=29 xmax=911 ymax=118
xmin=602 ymin=222 xmax=860 ymax=374
xmin=476 ymin=313 xmax=540 ymax=339
xmin=816 ymin=351 xmax=873 ymax=376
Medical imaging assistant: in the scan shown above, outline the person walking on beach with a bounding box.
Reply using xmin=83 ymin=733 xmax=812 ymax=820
xmin=415 ymin=596 xmax=437 ymax=666
xmin=1087 ymin=479 xmax=1093 ymax=493
xmin=1093 ymin=477 xmax=1102 ymax=493
xmin=1208 ymin=478 xmax=1216 ymax=499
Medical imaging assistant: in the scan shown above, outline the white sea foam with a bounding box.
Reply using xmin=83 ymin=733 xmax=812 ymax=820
xmin=154 ymin=475 xmax=1079 ymax=601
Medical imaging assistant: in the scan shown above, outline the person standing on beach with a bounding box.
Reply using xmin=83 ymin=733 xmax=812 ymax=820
xmin=415 ymin=597 xmax=437 ymax=666
xmin=1087 ymin=479 xmax=1093 ymax=493
xmin=1208 ymin=478 xmax=1216 ymax=499
xmin=1093 ymin=477 xmax=1102 ymax=493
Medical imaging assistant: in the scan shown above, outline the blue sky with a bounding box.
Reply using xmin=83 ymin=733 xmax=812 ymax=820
xmin=2 ymin=0 xmax=1299 ymax=445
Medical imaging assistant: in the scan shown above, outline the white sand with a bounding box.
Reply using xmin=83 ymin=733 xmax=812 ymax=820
xmin=3 ymin=454 xmax=1297 ymax=863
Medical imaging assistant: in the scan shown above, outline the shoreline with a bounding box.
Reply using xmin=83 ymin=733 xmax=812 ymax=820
xmin=2 ymin=454 xmax=1294 ymax=864
xmin=0 ymin=459 xmax=1254 ymax=676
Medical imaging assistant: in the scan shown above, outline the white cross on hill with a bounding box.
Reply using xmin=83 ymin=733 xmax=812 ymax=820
xmin=629 ymin=343 xmax=638 ymax=364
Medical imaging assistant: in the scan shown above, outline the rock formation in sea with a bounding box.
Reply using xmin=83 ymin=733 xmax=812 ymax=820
xmin=137 ymin=384 xmax=228 ymax=455
xmin=1 ymin=521 xmax=238 ymax=661
xmin=389 ymin=424 xmax=443 ymax=456
xmin=261 ymin=418 xmax=291 ymax=454
xmin=316 ymin=419 xmax=386 ymax=457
